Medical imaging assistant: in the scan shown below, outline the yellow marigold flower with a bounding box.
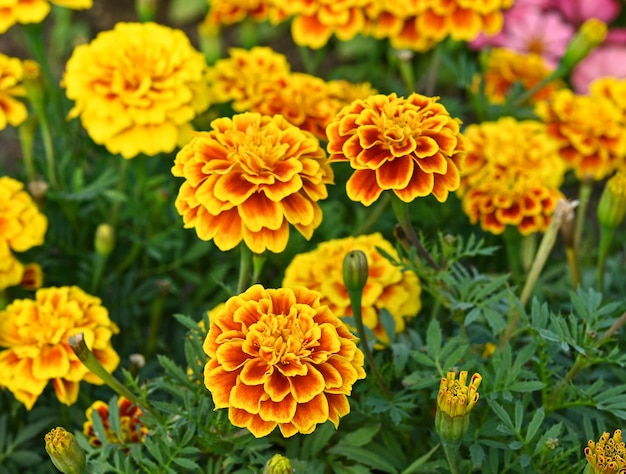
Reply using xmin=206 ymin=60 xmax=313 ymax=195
xmin=458 ymin=117 xmax=565 ymax=235
xmin=591 ymin=77 xmax=626 ymax=123
xmin=207 ymin=46 xmax=291 ymax=107
xmin=83 ymin=397 xmax=147 ymax=446
xmin=535 ymin=89 xmax=626 ymax=181
xmin=172 ymin=112 xmax=333 ymax=254
xmin=435 ymin=370 xmax=482 ymax=443
xmin=44 ymin=427 xmax=86 ymax=474
xmin=327 ymin=92 xmax=466 ymax=206
xmin=283 ymin=233 xmax=421 ymax=343
xmin=205 ymin=0 xmax=286 ymax=26
xmin=62 ymin=22 xmax=211 ymax=159
xmin=0 ymin=251 xmax=24 ymax=291
xmin=0 ymin=286 xmax=120 ymax=410
xmin=0 ymin=176 xmax=47 ymax=256
xmin=479 ymin=48 xmax=563 ymax=105
xmin=0 ymin=53 xmax=28 ymax=130
xmin=282 ymin=0 xmax=369 ymax=49
xmin=362 ymin=0 xmax=416 ymax=40
xmin=0 ymin=0 xmax=91 ymax=34
xmin=203 ymin=284 xmax=366 ymax=438
xmin=20 ymin=262 xmax=43 ymax=290
xmin=585 ymin=430 xmax=626 ymax=474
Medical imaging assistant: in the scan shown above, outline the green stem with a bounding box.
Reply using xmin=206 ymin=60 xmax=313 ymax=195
xmin=502 ymin=228 xmax=521 ymax=281
xmin=441 ymin=441 xmax=461 ymax=474
xmin=237 ymin=244 xmax=253 ymax=294
xmin=109 ymin=158 xmax=130 ymax=229
xmin=68 ymin=333 xmax=153 ymax=415
xmin=252 ymin=253 xmax=266 ymax=285
xmin=565 ymin=246 xmax=580 ymax=288
xmin=89 ymin=254 xmax=107 ymax=293
xmin=390 ymin=194 xmax=439 ymax=270
xmin=574 ymin=179 xmax=593 ymax=251
xmin=298 ymin=45 xmax=327 ymax=76
xmin=423 ymin=45 xmax=442 ymax=97
xmin=394 ymin=49 xmax=415 ymax=94
xmin=145 ymin=288 xmax=166 ymax=361
xmin=596 ymin=225 xmax=614 ymax=292
xmin=354 ymin=192 xmax=391 ymax=235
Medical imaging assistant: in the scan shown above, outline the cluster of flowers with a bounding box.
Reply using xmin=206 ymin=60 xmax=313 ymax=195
xmin=204 ymin=0 xmax=515 ymax=51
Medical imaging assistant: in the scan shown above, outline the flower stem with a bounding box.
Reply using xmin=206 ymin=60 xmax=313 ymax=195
xmin=145 ymin=286 xmax=166 ymax=361
xmin=596 ymin=225 xmax=614 ymax=292
xmin=354 ymin=192 xmax=391 ymax=235
xmin=574 ymin=179 xmax=593 ymax=251
xmin=108 ymin=158 xmax=130 ymax=229
xmin=441 ymin=441 xmax=461 ymax=474
xmin=237 ymin=243 xmax=253 ymax=294
xmin=395 ymin=49 xmax=416 ymax=94
xmin=68 ymin=333 xmax=152 ymax=414
xmin=390 ymin=194 xmax=439 ymax=270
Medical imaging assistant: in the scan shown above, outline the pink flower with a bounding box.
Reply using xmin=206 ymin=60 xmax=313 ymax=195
xmin=552 ymin=0 xmax=620 ymax=25
xmin=571 ymin=29 xmax=626 ymax=93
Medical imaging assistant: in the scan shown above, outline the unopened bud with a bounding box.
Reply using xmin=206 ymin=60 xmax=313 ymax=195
xmin=559 ymin=19 xmax=607 ymax=73
xmin=94 ymin=224 xmax=115 ymax=256
xmin=135 ymin=0 xmax=157 ymax=22
xmin=44 ymin=427 xmax=86 ymax=474
xmin=598 ymin=170 xmax=626 ymax=230
xmin=343 ymin=250 xmax=369 ymax=294
xmin=20 ymin=262 xmax=43 ymax=290
xmin=435 ymin=371 xmax=482 ymax=444
xmin=263 ymin=454 xmax=293 ymax=474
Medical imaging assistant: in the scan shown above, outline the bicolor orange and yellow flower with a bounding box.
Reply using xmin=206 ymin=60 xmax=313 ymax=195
xmin=0 ymin=54 xmax=28 ymax=130
xmin=535 ymin=88 xmax=626 ymax=181
xmin=203 ymin=284 xmax=365 ymax=437
xmin=283 ymin=233 xmax=421 ymax=343
xmin=458 ymin=117 xmax=565 ymax=235
xmin=327 ymin=92 xmax=466 ymax=206
xmin=0 ymin=0 xmax=92 ymax=34
xmin=585 ymin=429 xmax=626 ymax=474
xmin=62 ymin=22 xmax=211 ymax=159
xmin=83 ymin=397 xmax=147 ymax=446
xmin=204 ymin=0 xmax=286 ymax=26
xmin=0 ymin=286 xmax=120 ymax=410
xmin=172 ymin=112 xmax=333 ymax=254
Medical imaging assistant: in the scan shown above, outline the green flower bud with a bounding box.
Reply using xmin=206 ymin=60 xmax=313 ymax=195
xmin=559 ymin=19 xmax=607 ymax=73
xmin=263 ymin=454 xmax=293 ymax=474
xmin=343 ymin=250 xmax=369 ymax=294
xmin=45 ymin=427 xmax=86 ymax=474
xmin=135 ymin=0 xmax=157 ymax=22
xmin=94 ymin=223 xmax=115 ymax=256
xmin=435 ymin=371 xmax=482 ymax=444
xmin=598 ymin=170 xmax=626 ymax=230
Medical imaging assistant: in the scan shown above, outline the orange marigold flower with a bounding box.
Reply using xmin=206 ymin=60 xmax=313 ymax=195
xmin=0 ymin=286 xmax=120 ymax=410
xmin=283 ymin=233 xmax=421 ymax=344
xmin=585 ymin=429 xmax=626 ymax=474
xmin=0 ymin=251 xmax=24 ymax=291
xmin=458 ymin=117 xmax=565 ymax=235
xmin=62 ymin=22 xmax=211 ymax=159
xmin=327 ymin=92 xmax=466 ymax=206
xmin=204 ymin=284 xmax=365 ymax=437
xmin=282 ymin=0 xmax=368 ymax=49
xmin=204 ymin=0 xmax=286 ymax=26
xmin=0 ymin=0 xmax=91 ymax=33
xmin=172 ymin=112 xmax=333 ymax=254
xmin=0 ymin=53 xmax=28 ymax=130
xmin=0 ymin=176 xmax=47 ymax=257
xmin=478 ymin=48 xmax=563 ymax=105
xmin=20 ymin=262 xmax=43 ymax=290
xmin=535 ymin=88 xmax=626 ymax=180
xmin=83 ymin=397 xmax=147 ymax=446
xmin=207 ymin=46 xmax=291 ymax=107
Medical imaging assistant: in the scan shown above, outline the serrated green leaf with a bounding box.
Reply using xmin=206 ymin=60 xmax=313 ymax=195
xmin=172 ymin=457 xmax=201 ymax=469
xmin=328 ymin=445 xmax=399 ymax=473
xmin=469 ymin=443 xmax=485 ymax=469
xmin=525 ymin=408 xmax=545 ymax=444
xmin=487 ymin=400 xmax=514 ymax=429
xmin=514 ymin=401 xmax=523 ymax=433
xmin=144 ymin=436 xmax=165 ymax=465
xmin=408 ymin=350 xmax=437 ymax=368
xmin=340 ymin=424 xmax=381 ymax=447
xmin=426 ymin=319 xmax=442 ymax=358
xmin=508 ymin=381 xmax=545 ymax=393
xmin=303 ymin=422 xmax=335 ymax=459
xmin=400 ymin=443 xmax=439 ymax=474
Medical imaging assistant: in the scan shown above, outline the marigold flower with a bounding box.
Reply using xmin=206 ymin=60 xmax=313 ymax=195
xmin=535 ymin=89 xmax=626 ymax=180
xmin=591 ymin=77 xmax=626 ymax=120
xmin=62 ymin=22 xmax=211 ymax=159
xmin=0 ymin=251 xmax=24 ymax=291
xmin=585 ymin=429 xmax=626 ymax=474
xmin=283 ymin=233 xmax=421 ymax=343
xmin=435 ymin=370 xmax=482 ymax=443
xmin=327 ymin=92 xmax=466 ymax=206
xmin=0 ymin=286 xmax=120 ymax=410
xmin=478 ymin=48 xmax=563 ymax=104
xmin=0 ymin=176 xmax=47 ymax=257
xmin=172 ymin=112 xmax=333 ymax=254
xmin=0 ymin=53 xmax=28 ymax=130
xmin=458 ymin=117 xmax=565 ymax=235
xmin=44 ymin=427 xmax=86 ymax=474
xmin=0 ymin=0 xmax=91 ymax=34
xmin=205 ymin=0 xmax=286 ymax=26
xmin=203 ymin=284 xmax=366 ymax=437
xmin=83 ymin=397 xmax=147 ymax=446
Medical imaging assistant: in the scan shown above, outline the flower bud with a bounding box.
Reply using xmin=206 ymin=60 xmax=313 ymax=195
xmin=20 ymin=262 xmax=43 ymax=290
xmin=135 ymin=0 xmax=157 ymax=22
xmin=343 ymin=250 xmax=369 ymax=294
xmin=44 ymin=427 xmax=86 ymax=474
xmin=559 ymin=19 xmax=607 ymax=72
xmin=585 ymin=430 xmax=626 ymax=474
xmin=22 ymin=60 xmax=44 ymax=110
xmin=435 ymin=371 xmax=482 ymax=444
xmin=263 ymin=454 xmax=293 ymax=474
xmin=598 ymin=170 xmax=626 ymax=230
xmin=94 ymin=224 xmax=115 ymax=256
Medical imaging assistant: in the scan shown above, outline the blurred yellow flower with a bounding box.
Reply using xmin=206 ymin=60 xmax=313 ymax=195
xmin=203 ymin=284 xmax=365 ymax=437
xmin=327 ymin=92 xmax=466 ymax=206
xmin=0 ymin=0 xmax=91 ymax=34
xmin=62 ymin=22 xmax=211 ymax=159
xmin=585 ymin=429 xmax=626 ymax=474
xmin=0 ymin=54 xmax=27 ymax=130
xmin=458 ymin=117 xmax=565 ymax=235
xmin=0 ymin=286 xmax=120 ymax=410
xmin=20 ymin=262 xmax=43 ymax=290
xmin=172 ymin=112 xmax=333 ymax=254
xmin=83 ymin=397 xmax=147 ymax=446
xmin=0 ymin=176 xmax=47 ymax=256
xmin=204 ymin=0 xmax=286 ymax=26
xmin=0 ymin=251 xmax=24 ymax=291
xmin=479 ymin=48 xmax=563 ymax=105
xmin=535 ymin=89 xmax=626 ymax=180
xmin=283 ymin=233 xmax=421 ymax=343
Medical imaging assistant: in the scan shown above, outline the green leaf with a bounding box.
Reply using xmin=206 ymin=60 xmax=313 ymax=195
xmin=514 ymin=401 xmax=524 ymax=433
xmin=328 ymin=445 xmax=399 ymax=473
xmin=400 ymin=444 xmax=440 ymax=474
xmin=487 ymin=399 xmax=514 ymax=429
xmin=426 ymin=319 xmax=442 ymax=358
xmin=525 ymin=408 xmax=545 ymax=444
xmin=509 ymin=381 xmax=545 ymax=393
xmin=172 ymin=457 xmax=201 ymax=470
xmin=340 ymin=424 xmax=381 ymax=447
xmin=303 ymin=422 xmax=336 ymax=458
xmin=144 ymin=436 xmax=165 ymax=465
